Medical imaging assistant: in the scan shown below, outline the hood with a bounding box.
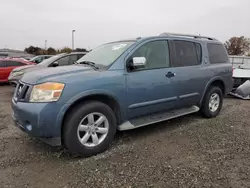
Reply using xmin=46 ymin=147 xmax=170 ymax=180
xmin=233 ymin=68 xmax=250 ymax=78
xmin=12 ymin=64 xmax=37 ymax=72
xmin=21 ymin=65 xmax=95 ymax=84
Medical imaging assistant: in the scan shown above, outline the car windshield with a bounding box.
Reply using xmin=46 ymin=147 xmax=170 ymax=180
xmin=29 ymin=56 xmax=39 ymax=62
xmin=38 ymin=54 xmax=65 ymax=66
xmin=76 ymin=41 xmax=134 ymax=67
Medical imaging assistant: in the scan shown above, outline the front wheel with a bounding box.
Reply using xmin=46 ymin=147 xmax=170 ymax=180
xmin=201 ymin=86 xmax=223 ymax=118
xmin=63 ymin=101 xmax=117 ymax=157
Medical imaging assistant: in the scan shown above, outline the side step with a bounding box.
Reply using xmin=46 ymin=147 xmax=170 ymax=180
xmin=118 ymin=105 xmax=200 ymax=131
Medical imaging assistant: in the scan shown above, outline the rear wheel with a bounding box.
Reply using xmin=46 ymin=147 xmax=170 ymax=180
xmin=63 ymin=101 xmax=117 ymax=157
xmin=201 ymin=86 xmax=223 ymax=118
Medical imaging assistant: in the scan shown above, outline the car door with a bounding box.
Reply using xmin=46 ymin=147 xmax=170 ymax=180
xmin=5 ymin=61 xmax=25 ymax=79
xmin=167 ymin=39 xmax=205 ymax=106
xmin=126 ymin=40 xmax=179 ymax=119
xmin=0 ymin=61 xmax=7 ymax=81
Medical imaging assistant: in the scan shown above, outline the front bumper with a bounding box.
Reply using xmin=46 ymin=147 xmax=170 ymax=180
xmin=11 ymin=99 xmax=63 ymax=146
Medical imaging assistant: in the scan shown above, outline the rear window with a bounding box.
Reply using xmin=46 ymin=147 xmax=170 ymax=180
xmin=207 ymin=43 xmax=228 ymax=64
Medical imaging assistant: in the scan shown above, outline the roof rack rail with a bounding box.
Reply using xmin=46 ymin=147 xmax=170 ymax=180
xmin=159 ymin=32 xmax=217 ymax=41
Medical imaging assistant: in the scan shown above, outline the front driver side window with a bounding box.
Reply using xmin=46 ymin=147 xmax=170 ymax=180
xmin=57 ymin=56 xmax=70 ymax=66
xmin=132 ymin=40 xmax=170 ymax=70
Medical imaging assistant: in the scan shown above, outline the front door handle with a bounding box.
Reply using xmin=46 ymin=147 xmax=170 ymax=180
xmin=166 ymin=72 xmax=176 ymax=78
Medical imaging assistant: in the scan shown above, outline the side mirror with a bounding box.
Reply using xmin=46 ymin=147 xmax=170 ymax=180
xmin=52 ymin=61 xmax=59 ymax=67
xmin=132 ymin=57 xmax=146 ymax=68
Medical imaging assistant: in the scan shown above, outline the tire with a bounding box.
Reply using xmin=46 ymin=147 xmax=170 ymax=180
xmin=63 ymin=101 xmax=117 ymax=157
xmin=201 ymin=86 xmax=223 ymax=118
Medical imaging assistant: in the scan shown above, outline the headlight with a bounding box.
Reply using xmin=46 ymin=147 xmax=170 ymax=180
xmin=29 ymin=82 xmax=65 ymax=102
xmin=12 ymin=71 xmax=24 ymax=77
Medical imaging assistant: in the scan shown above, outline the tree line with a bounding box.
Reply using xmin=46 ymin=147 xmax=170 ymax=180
xmin=24 ymin=46 xmax=89 ymax=56
xmin=225 ymin=36 xmax=250 ymax=56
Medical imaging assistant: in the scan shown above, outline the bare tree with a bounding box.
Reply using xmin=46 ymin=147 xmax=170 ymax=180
xmin=225 ymin=36 xmax=250 ymax=55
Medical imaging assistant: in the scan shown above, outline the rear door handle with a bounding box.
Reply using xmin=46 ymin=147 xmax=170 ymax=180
xmin=166 ymin=72 xmax=176 ymax=78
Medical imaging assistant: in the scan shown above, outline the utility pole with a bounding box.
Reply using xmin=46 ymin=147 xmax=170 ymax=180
xmin=72 ymin=30 xmax=75 ymax=51
xmin=45 ymin=40 xmax=47 ymax=50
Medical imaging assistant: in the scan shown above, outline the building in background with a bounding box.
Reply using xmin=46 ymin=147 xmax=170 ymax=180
xmin=0 ymin=49 xmax=34 ymax=59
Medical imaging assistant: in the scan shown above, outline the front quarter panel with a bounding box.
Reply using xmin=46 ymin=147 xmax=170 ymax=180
xmin=55 ymin=70 xmax=126 ymax=128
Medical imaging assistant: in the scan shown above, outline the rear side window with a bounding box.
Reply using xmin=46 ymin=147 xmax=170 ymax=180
xmin=6 ymin=61 xmax=24 ymax=67
xmin=77 ymin=54 xmax=85 ymax=60
xmin=170 ymin=40 xmax=201 ymax=67
xmin=69 ymin=55 xmax=78 ymax=65
xmin=0 ymin=61 xmax=6 ymax=67
xmin=207 ymin=43 xmax=228 ymax=64
xmin=57 ymin=56 xmax=70 ymax=66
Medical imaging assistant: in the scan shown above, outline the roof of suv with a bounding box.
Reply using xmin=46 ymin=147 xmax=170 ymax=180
xmin=112 ymin=33 xmax=221 ymax=45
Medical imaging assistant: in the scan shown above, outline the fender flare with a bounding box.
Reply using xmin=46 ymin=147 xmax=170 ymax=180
xmin=56 ymin=89 xmax=123 ymax=129
xmin=199 ymin=76 xmax=225 ymax=105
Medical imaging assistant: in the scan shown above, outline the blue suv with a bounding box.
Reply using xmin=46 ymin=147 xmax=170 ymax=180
xmin=11 ymin=33 xmax=233 ymax=157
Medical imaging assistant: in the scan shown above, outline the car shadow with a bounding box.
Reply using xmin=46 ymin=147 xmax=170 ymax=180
xmin=26 ymin=113 xmax=202 ymax=160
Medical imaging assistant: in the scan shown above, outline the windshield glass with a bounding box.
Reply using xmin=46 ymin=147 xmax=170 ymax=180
xmin=38 ymin=53 xmax=65 ymax=66
xmin=29 ymin=56 xmax=39 ymax=62
xmin=77 ymin=41 xmax=134 ymax=67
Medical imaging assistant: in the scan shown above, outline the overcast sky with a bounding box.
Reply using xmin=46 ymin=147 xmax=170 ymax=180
xmin=1 ymin=0 xmax=249 ymax=50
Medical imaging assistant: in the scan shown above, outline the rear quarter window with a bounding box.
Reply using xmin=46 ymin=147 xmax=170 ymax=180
xmin=207 ymin=43 xmax=229 ymax=64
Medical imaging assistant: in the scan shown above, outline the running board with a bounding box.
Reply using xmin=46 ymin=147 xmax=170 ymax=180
xmin=118 ymin=105 xmax=200 ymax=131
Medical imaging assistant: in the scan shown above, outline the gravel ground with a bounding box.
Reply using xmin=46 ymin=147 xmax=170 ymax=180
xmin=1 ymin=85 xmax=250 ymax=188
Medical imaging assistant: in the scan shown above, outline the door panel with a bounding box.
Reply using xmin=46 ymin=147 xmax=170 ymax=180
xmin=166 ymin=66 xmax=205 ymax=106
xmin=126 ymin=69 xmax=178 ymax=119
xmin=168 ymin=40 xmax=207 ymax=106
xmin=0 ymin=61 xmax=7 ymax=81
xmin=126 ymin=40 xmax=179 ymax=119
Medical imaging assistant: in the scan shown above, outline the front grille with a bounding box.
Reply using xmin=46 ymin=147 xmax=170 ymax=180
xmin=14 ymin=82 xmax=31 ymax=102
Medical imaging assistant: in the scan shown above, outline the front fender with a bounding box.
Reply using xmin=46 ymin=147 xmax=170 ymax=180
xmin=56 ymin=89 xmax=122 ymax=129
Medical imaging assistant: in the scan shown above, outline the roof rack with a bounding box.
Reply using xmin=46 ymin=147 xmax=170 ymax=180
xmin=159 ymin=32 xmax=217 ymax=41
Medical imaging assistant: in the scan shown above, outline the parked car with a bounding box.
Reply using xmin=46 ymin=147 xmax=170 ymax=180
xmin=11 ymin=33 xmax=232 ymax=157
xmin=8 ymin=52 xmax=87 ymax=85
xmin=0 ymin=58 xmax=35 ymax=83
xmin=230 ymin=62 xmax=250 ymax=99
xmin=29 ymin=55 xmax=53 ymax=64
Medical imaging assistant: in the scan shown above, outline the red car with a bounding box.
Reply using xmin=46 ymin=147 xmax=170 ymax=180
xmin=0 ymin=58 xmax=35 ymax=83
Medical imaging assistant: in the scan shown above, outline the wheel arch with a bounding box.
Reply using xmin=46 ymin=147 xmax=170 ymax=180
xmin=200 ymin=77 xmax=225 ymax=105
xmin=57 ymin=90 xmax=123 ymax=141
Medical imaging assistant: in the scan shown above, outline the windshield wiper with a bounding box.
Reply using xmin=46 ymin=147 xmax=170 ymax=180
xmin=75 ymin=61 xmax=99 ymax=70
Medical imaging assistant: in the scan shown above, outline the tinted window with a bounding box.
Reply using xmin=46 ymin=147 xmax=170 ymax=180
xmin=195 ymin=43 xmax=202 ymax=63
xmin=170 ymin=40 xmax=200 ymax=67
xmin=57 ymin=56 xmax=70 ymax=66
xmin=0 ymin=61 xmax=6 ymax=67
xmin=132 ymin=40 xmax=170 ymax=69
xmin=68 ymin=55 xmax=78 ymax=65
xmin=6 ymin=61 xmax=24 ymax=67
xmin=207 ymin=43 xmax=228 ymax=64
xmin=77 ymin=54 xmax=85 ymax=60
